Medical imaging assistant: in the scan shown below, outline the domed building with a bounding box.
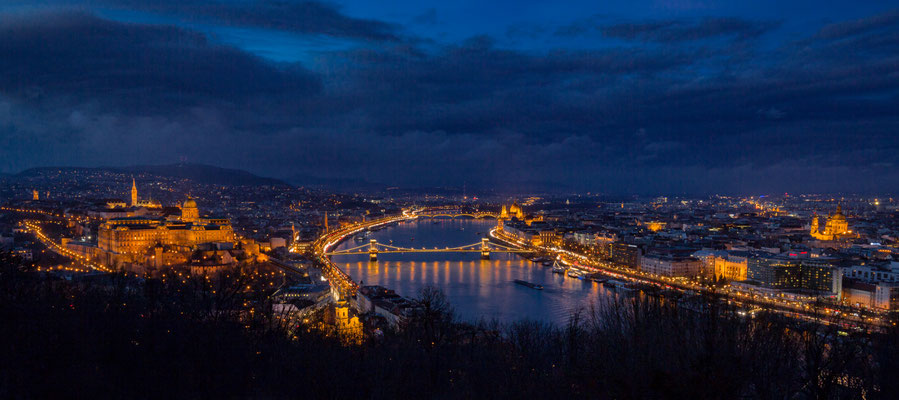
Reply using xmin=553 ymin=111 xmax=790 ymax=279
xmin=498 ymin=202 xmax=543 ymax=226
xmin=97 ymin=189 xmax=235 ymax=269
xmin=811 ymin=204 xmax=855 ymax=241
xmin=509 ymin=203 xmax=525 ymax=220
xmin=181 ymin=197 xmax=199 ymax=223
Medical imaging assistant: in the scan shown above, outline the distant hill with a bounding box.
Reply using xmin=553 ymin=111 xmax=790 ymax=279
xmin=288 ymin=174 xmax=386 ymax=192
xmin=115 ymin=164 xmax=288 ymax=186
xmin=17 ymin=164 xmax=288 ymax=187
xmin=15 ymin=167 xmax=89 ymax=177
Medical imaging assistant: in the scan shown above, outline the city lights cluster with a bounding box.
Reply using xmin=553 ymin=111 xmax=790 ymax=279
xmin=490 ymin=221 xmax=887 ymax=329
xmin=309 ymin=212 xmax=414 ymax=297
xmin=20 ymin=220 xmax=113 ymax=273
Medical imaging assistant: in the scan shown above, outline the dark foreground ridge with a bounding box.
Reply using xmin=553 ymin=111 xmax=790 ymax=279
xmin=2 ymin=251 xmax=898 ymax=399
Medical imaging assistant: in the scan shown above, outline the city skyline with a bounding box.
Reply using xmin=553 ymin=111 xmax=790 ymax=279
xmin=6 ymin=2 xmax=899 ymax=397
xmin=1 ymin=2 xmax=897 ymax=193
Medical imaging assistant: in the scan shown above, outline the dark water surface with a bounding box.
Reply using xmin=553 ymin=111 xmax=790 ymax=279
xmin=333 ymin=218 xmax=617 ymax=325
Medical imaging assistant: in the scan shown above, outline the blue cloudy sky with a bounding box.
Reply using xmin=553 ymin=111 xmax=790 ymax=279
xmin=0 ymin=1 xmax=897 ymax=194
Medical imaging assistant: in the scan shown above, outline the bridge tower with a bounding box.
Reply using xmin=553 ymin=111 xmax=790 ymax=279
xmin=480 ymin=237 xmax=490 ymax=259
xmin=369 ymin=239 xmax=378 ymax=261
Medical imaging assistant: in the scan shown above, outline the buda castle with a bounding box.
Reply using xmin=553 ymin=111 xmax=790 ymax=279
xmin=96 ymin=181 xmax=236 ymax=268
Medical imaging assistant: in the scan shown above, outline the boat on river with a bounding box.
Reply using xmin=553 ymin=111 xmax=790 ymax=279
xmin=603 ymin=279 xmax=635 ymax=292
xmin=567 ymin=269 xmax=587 ymax=279
xmin=551 ymin=259 xmax=567 ymax=274
xmin=514 ymin=279 xmax=544 ymax=290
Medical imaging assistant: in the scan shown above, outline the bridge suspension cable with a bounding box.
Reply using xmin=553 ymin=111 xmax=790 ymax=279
xmin=324 ymin=239 xmax=531 ymax=256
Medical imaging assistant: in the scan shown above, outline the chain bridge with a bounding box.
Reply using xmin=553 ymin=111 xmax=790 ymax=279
xmin=325 ymin=238 xmax=530 ymax=260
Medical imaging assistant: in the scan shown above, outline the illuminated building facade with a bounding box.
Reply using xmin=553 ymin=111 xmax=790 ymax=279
xmin=640 ymin=254 xmax=702 ymax=277
xmin=499 ymin=203 xmax=543 ymax=226
xmin=714 ymin=254 xmax=748 ymax=282
xmin=334 ymin=300 xmax=363 ymax=344
xmin=645 ymin=221 xmax=665 ymax=232
xmin=97 ymin=197 xmax=235 ymax=267
xmin=810 ymin=205 xmax=855 ymax=240
xmin=129 ymin=178 xmax=162 ymax=209
xmin=539 ymin=230 xmax=559 ymax=247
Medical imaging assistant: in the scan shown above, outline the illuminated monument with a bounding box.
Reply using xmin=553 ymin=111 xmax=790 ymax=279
xmin=499 ymin=203 xmax=542 ymax=225
xmin=129 ymin=178 xmax=162 ymax=209
xmin=810 ymin=205 xmax=856 ymax=241
xmin=334 ymin=300 xmax=363 ymax=344
xmin=96 ymin=182 xmax=235 ymax=268
xmin=131 ymin=178 xmax=138 ymax=206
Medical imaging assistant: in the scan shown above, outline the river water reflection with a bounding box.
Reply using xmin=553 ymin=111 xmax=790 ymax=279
xmin=332 ymin=218 xmax=617 ymax=325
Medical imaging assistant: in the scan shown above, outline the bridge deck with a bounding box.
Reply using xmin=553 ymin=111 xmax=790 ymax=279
xmin=326 ymin=248 xmax=531 ymax=255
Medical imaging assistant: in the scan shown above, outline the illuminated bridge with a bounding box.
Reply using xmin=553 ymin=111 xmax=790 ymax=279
xmin=325 ymin=238 xmax=530 ymax=260
xmin=414 ymin=209 xmax=498 ymax=219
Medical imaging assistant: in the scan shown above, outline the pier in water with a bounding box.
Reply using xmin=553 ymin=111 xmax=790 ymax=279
xmin=332 ymin=218 xmax=618 ymax=325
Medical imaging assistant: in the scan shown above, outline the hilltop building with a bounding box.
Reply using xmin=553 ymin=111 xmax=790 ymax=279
xmin=129 ymin=178 xmax=162 ymax=209
xmin=91 ymin=181 xmax=238 ymax=270
xmin=97 ymin=197 xmax=234 ymax=265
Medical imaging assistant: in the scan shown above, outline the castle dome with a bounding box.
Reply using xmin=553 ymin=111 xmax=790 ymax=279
xmin=183 ymin=198 xmax=197 ymax=209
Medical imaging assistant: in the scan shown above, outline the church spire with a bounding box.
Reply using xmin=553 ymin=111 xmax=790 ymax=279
xmin=130 ymin=177 xmax=138 ymax=207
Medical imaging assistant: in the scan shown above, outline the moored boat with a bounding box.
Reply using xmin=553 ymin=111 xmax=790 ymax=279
xmin=603 ymin=279 xmax=635 ymax=292
xmin=567 ymin=269 xmax=582 ymax=278
xmin=551 ymin=259 xmax=567 ymax=274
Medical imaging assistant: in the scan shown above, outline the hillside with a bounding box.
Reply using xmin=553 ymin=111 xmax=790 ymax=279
xmin=17 ymin=164 xmax=288 ymax=187
xmin=116 ymin=164 xmax=287 ymax=186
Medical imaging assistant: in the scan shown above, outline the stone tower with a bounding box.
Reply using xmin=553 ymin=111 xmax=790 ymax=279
xmin=131 ymin=177 xmax=138 ymax=207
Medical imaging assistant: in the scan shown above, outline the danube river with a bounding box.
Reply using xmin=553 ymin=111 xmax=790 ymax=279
xmin=331 ymin=218 xmax=618 ymax=325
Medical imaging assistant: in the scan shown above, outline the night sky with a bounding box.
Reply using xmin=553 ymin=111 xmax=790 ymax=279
xmin=1 ymin=1 xmax=897 ymax=194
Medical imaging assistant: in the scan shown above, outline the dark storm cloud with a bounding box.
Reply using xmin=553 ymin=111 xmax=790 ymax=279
xmin=1 ymin=7 xmax=898 ymax=194
xmin=558 ymin=16 xmax=778 ymax=43
xmin=815 ymin=9 xmax=899 ymax=40
xmin=318 ymin=37 xmax=696 ymax=138
xmin=0 ymin=11 xmax=321 ymax=112
xmin=103 ymin=0 xmax=401 ymax=42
